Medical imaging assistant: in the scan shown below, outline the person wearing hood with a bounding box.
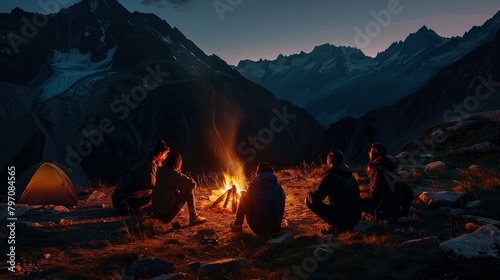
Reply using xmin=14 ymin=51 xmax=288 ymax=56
xmin=230 ymin=163 xmax=286 ymax=235
xmin=360 ymin=142 xmax=414 ymax=222
xmin=305 ymin=149 xmax=361 ymax=233
xmin=112 ymin=138 xmax=170 ymax=216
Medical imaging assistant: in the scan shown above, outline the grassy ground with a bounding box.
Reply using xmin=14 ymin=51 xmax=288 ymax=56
xmin=4 ymin=163 xmax=500 ymax=279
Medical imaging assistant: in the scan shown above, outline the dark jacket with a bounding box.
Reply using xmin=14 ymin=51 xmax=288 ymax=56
xmin=247 ymin=172 xmax=285 ymax=234
xmin=152 ymin=167 xmax=196 ymax=214
xmin=112 ymin=156 xmax=158 ymax=213
xmin=310 ymin=164 xmax=361 ymax=223
xmin=362 ymin=155 xmax=405 ymax=218
xmin=114 ymin=157 xmax=157 ymax=194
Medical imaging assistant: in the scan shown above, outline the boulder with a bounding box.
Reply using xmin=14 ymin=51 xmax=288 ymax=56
xmin=266 ymin=232 xmax=294 ymax=249
xmin=424 ymin=161 xmax=446 ymax=173
xmin=439 ymin=224 xmax=500 ymax=261
xmin=469 ymin=165 xmax=480 ymax=170
xmin=419 ymin=191 xmax=467 ymax=207
xmin=459 ymin=142 xmax=500 ymax=154
xmin=197 ymin=258 xmax=250 ymax=279
xmin=402 ymin=236 xmax=441 ymax=249
xmin=187 ymin=261 xmax=201 ymax=273
xmin=466 ymin=200 xmax=481 ymax=209
xmin=85 ymin=190 xmax=108 ymax=203
xmin=354 ymin=222 xmax=374 ymax=234
xmin=462 ymin=215 xmax=500 ymax=227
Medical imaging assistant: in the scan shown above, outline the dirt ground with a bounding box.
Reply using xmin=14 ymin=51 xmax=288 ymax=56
xmin=2 ymin=167 xmax=500 ymax=279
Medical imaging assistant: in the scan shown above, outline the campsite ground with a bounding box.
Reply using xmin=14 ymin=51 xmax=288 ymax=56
xmin=2 ymin=163 xmax=500 ymax=279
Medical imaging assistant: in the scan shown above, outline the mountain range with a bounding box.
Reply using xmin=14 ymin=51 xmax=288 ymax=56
xmin=1 ymin=1 xmax=499 ymax=187
xmin=303 ymin=28 xmax=500 ymax=164
xmin=0 ymin=0 xmax=324 ymax=184
xmin=236 ymin=12 xmax=500 ymax=126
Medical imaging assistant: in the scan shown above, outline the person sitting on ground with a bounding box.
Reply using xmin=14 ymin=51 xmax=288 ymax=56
xmin=112 ymin=138 xmax=170 ymax=215
xmin=230 ymin=163 xmax=286 ymax=235
xmin=305 ymin=149 xmax=361 ymax=233
xmin=152 ymin=151 xmax=207 ymax=225
xmin=360 ymin=142 xmax=414 ymax=222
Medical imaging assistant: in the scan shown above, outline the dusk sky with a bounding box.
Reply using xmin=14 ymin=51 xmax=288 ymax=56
xmin=1 ymin=0 xmax=499 ymax=65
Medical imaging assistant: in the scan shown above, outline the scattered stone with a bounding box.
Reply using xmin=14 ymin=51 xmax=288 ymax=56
xmin=149 ymin=273 xmax=185 ymax=280
xmin=395 ymin=151 xmax=410 ymax=159
xmin=464 ymin=223 xmax=481 ymax=233
xmin=424 ymin=161 xmax=446 ymax=174
xmin=354 ymin=222 xmax=374 ymax=234
xmin=187 ymin=261 xmax=201 ymax=273
xmin=124 ymin=257 xmax=174 ymax=279
xmin=449 ymin=208 xmax=464 ymax=218
xmin=266 ymin=232 xmax=294 ymax=249
xmin=466 ymin=200 xmax=481 ymax=209
xmin=402 ymin=236 xmax=440 ymax=249
xmin=419 ymin=191 xmax=467 ymax=207
xmin=469 ymin=165 xmax=480 ymax=170
xmin=53 ymin=205 xmax=70 ymax=213
xmin=421 ymin=154 xmax=434 ymax=159
xmin=462 ymin=215 xmax=500 ymax=227
xmin=85 ymin=191 xmax=108 ymax=202
xmin=43 ymin=254 xmax=51 ymax=260
xmin=197 ymin=258 xmax=250 ymax=278
xmin=439 ymin=224 xmax=500 ymax=261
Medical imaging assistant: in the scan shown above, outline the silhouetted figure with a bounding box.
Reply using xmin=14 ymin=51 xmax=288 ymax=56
xmin=112 ymin=138 xmax=169 ymax=216
xmin=152 ymin=152 xmax=206 ymax=225
xmin=360 ymin=142 xmax=414 ymax=222
xmin=305 ymin=149 xmax=361 ymax=233
xmin=230 ymin=163 xmax=286 ymax=235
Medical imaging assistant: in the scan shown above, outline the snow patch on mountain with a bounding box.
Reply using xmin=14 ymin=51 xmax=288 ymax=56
xmin=38 ymin=48 xmax=116 ymax=102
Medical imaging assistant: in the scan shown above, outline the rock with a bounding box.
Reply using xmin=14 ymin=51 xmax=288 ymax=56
xmin=402 ymin=236 xmax=440 ymax=249
xmin=149 ymin=273 xmax=185 ymax=280
xmin=187 ymin=261 xmax=201 ymax=273
xmin=124 ymin=257 xmax=174 ymax=279
xmin=419 ymin=191 xmax=467 ymax=207
xmin=85 ymin=190 xmax=108 ymax=202
xmin=462 ymin=215 xmax=500 ymax=227
xmin=466 ymin=200 xmax=481 ymax=209
xmin=395 ymin=151 xmax=410 ymax=159
xmin=440 ymin=224 xmax=500 ymax=261
xmin=469 ymin=165 xmax=480 ymax=170
xmin=53 ymin=205 xmax=70 ymax=212
xmin=197 ymin=258 xmax=250 ymax=278
xmin=276 ymin=253 xmax=302 ymax=263
xmin=424 ymin=161 xmax=446 ymax=173
xmin=459 ymin=142 xmax=500 ymax=154
xmin=354 ymin=222 xmax=374 ymax=234
xmin=464 ymin=223 xmax=481 ymax=233
xmin=266 ymin=232 xmax=294 ymax=249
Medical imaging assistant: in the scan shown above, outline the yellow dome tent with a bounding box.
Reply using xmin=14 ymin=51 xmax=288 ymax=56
xmin=16 ymin=162 xmax=78 ymax=207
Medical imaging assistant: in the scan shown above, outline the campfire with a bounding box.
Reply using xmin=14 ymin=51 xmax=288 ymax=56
xmin=209 ymin=172 xmax=246 ymax=212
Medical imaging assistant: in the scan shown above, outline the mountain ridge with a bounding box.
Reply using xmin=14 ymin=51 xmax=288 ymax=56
xmin=236 ymin=12 xmax=500 ymax=126
xmin=0 ymin=0 xmax=325 ymax=183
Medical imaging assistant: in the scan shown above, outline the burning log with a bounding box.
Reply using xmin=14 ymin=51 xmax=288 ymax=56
xmin=210 ymin=185 xmax=239 ymax=213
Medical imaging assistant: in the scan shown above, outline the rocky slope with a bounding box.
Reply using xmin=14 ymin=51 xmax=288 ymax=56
xmin=0 ymin=0 xmax=325 ymax=184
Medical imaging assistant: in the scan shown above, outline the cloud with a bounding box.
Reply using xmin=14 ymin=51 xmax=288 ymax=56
xmin=141 ymin=0 xmax=195 ymax=11
xmin=141 ymin=0 xmax=166 ymax=9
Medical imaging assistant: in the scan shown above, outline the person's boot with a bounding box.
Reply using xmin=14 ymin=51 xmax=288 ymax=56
xmin=189 ymin=214 xmax=207 ymax=225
